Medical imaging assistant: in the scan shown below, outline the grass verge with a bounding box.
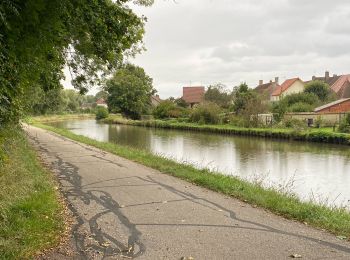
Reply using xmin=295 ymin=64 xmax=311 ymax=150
xmin=32 ymin=121 xmax=350 ymax=239
xmin=27 ymin=113 xmax=94 ymax=123
xmin=0 ymin=125 xmax=65 ymax=259
xmin=102 ymin=115 xmax=350 ymax=145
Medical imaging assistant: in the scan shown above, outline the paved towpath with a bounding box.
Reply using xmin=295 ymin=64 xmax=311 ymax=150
xmin=25 ymin=125 xmax=350 ymax=259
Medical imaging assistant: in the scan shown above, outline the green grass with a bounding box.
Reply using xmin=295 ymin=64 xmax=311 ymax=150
xmin=32 ymin=120 xmax=350 ymax=240
xmin=26 ymin=113 xmax=94 ymax=123
xmin=101 ymin=115 xmax=350 ymax=145
xmin=0 ymin=126 xmax=65 ymax=259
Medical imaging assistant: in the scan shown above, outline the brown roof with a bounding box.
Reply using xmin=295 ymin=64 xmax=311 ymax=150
xmin=307 ymin=75 xmax=341 ymax=87
xmin=254 ymin=82 xmax=279 ymax=95
xmin=272 ymin=78 xmax=300 ymax=96
xmin=314 ymin=98 xmax=350 ymax=112
xmin=331 ymin=75 xmax=350 ymax=94
xmin=151 ymin=95 xmax=162 ymax=105
xmin=182 ymin=86 xmax=205 ymax=104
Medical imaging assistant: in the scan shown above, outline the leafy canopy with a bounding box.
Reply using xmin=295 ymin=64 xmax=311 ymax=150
xmin=105 ymin=64 xmax=155 ymax=119
xmin=204 ymin=83 xmax=233 ymax=109
xmin=0 ymin=0 xmax=152 ymax=123
xmin=304 ymin=80 xmax=333 ymax=102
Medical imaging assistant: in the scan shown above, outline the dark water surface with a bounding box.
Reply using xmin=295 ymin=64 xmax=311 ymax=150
xmin=49 ymin=119 xmax=350 ymax=207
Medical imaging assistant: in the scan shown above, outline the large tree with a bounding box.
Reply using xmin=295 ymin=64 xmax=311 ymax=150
xmin=0 ymin=0 xmax=153 ymax=124
xmin=105 ymin=64 xmax=155 ymax=119
xmin=304 ymin=80 xmax=333 ymax=102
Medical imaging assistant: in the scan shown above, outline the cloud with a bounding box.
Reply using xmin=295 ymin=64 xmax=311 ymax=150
xmin=61 ymin=0 xmax=350 ymax=97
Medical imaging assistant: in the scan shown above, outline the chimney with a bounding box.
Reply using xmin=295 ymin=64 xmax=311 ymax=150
xmin=312 ymin=76 xmax=316 ymax=81
xmin=325 ymin=71 xmax=330 ymax=79
xmin=275 ymin=77 xmax=279 ymax=84
xmin=270 ymin=80 xmax=272 ymax=83
xmin=259 ymin=80 xmax=263 ymax=85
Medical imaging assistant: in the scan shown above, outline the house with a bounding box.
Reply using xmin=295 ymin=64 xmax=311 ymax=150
xmin=309 ymin=71 xmax=350 ymax=99
xmin=151 ymin=95 xmax=162 ymax=107
xmin=271 ymin=78 xmax=305 ymax=102
xmin=96 ymin=98 xmax=108 ymax=108
xmin=314 ymin=98 xmax=350 ymax=114
xmin=330 ymin=75 xmax=350 ymax=99
xmin=182 ymin=86 xmax=205 ymax=107
xmin=310 ymin=71 xmax=340 ymax=87
xmin=254 ymin=77 xmax=279 ymax=100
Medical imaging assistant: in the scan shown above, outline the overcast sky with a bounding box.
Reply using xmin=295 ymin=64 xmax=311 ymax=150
xmin=63 ymin=0 xmax=350 ymax=98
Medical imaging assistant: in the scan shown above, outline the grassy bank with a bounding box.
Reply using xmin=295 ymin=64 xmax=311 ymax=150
xmin=32 ymin=120 xmax=350 ymax=240
xmin=28 ymin=113 xmax=94 ymax=123
xmin=102 ymin=115 xmax=350 ymax=145
xmin=0 ymin=126 xmax=65 ymax=259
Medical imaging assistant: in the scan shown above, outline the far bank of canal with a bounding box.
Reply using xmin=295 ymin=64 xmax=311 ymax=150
xmin=49 ymin=119 xmax=350 ymax=208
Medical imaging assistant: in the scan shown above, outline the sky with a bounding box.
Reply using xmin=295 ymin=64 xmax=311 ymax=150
xmin=63 ymin=0 xmax=350 ymax=98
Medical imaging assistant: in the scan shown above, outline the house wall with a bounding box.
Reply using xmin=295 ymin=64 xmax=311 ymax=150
xmin=284 ymin=113 xmax=347 ymax=126
xmin=270 ymin=80 xmax=304 ymax=102
xmin=317 ymin=99 xmax=350 ymax=113
xmin=281 ymin=80 xmax=305 ymax=97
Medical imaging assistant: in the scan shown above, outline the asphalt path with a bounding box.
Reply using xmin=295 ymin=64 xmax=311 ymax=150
xmin=25 ymin=125 xmax=350 ymax=260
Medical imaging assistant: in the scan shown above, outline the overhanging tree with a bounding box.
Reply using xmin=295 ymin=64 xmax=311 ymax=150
xmin=0 ymin=0 xmax=153 ymax=124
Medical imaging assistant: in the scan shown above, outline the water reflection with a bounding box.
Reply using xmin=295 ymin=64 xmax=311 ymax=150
xmin=50 ymin=120 xmax=350 ymax=207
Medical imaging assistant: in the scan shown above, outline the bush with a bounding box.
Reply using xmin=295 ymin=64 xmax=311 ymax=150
xmin=283 ymin=118 xmax=306 ymax=129
xmin=288 ymin=102 xmax=314 ymax=112
xmin=189 ymin=102 xmax=221 ymax=124
xmin=95 ymin=106 xmax=109 ymax=120
xmin=153 ymin=101 xmax=177 ymax=119
xmin=153 ymin=101 xmax=190 ymax=119
xmin=338 ymin=114 xmax=350 ymax=133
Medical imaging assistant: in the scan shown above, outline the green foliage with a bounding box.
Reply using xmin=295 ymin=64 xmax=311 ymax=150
xmin=304 ymin=81 xmax=332 ymax=102
xmin=204 ymin=83 xmax=233 ymax=108
xmin=153 ymin=100 xmax=190 ymax=119
xmin=105 ymin=64 xmax=155 ymax=119
xmin=95 ymin=91 xmax=108 ymax=101
xmin=339 ymin=114 xmax=350 ymax=133
xmin=189 ymin=102 xmax=221 ymax=124
xmin=288 ymin=102 xmax=314 ymax=112
xmin=232 ymin=83 xmax=255 ymax=114
xmin=175 ymin=98 xmax=189 ymax=108
xmin=0 ymin=0 xmax=150 ymax=124
xmin=272 ymin=92 xmax=320 ymax=119
xmin=0 ymin=126 xmax=64 ymax=258
xmin=95 ymin=106 xmax=109 ymax=120
xmin=283 ymin=118 xmax=306 ymax=129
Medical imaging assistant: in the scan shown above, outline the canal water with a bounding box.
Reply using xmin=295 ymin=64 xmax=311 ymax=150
xmin=49 ymin=119 xmax=350 ymax=208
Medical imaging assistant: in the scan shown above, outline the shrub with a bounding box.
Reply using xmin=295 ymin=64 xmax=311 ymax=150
xmin=338 ymin=114 xmax=350 ymax=133
xmin=189 ymin=102 xmax=221 ymax=124
xmin=153 ymin=101 xmax=191 ymax=119
xmin=283 ymin=118 xmax=306 ymax=129
xmin=95 ymin=106 xmax=109 ymax=120
xmin=288 ymin=102 xmax=314 ymax=112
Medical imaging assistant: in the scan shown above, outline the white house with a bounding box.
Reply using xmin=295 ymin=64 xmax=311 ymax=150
xmin=271 ymin=78 xmax=305 ymax=101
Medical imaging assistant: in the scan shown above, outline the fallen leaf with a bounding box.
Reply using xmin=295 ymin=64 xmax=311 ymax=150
xmin=336 ymin=235 xmax=347 ymax=240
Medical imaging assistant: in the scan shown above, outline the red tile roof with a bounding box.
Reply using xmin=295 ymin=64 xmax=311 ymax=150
xmin=272 ymin=78 xmax=300 ymax=96
xmin=331 ymin=74 xmax=350 ymax=94
xmin=182 ymin=86 xmax=205 ymax=104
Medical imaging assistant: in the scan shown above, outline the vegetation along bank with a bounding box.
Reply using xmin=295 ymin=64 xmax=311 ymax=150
xmin=101 ymin=115 xmax=350 ymax=145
